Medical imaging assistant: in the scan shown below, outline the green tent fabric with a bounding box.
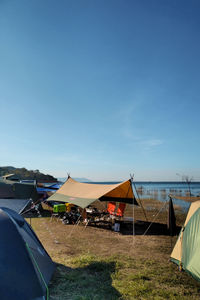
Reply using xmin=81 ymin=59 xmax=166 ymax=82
xmin=171 ymin=201 xmax=200 ymax=281
xmin=0 ymin=179 xmax=39 ymax=202
xmin=48 ymin=192 xmax=99 ymax=208
xmin=181 ymin=208 xmax=200 ymax=281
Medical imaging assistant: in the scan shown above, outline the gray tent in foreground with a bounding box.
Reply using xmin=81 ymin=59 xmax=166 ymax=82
xmin=47 ymin=177 xmax=138 ymax=208
xmin=0 ymin=198 xmax=31 ymax=214
xmin=0 ymin=207 xmax=55 ymax=300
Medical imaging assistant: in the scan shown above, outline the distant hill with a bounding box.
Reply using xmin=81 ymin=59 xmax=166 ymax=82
xmin=0 ymin=166 xmax=57 ymax=182
xmin=57 ymin=177 xmax=92 ymax=183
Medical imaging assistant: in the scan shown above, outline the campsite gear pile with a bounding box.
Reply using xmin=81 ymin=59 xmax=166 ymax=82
xmin=29 ymin=201 xmax=44 ymax=217
xmin=47 ymin=176 xmax=138 ymax=230
xmin=62 ymin=206 xmax=81 ymax=225
xmin=83 ymin=206 xmax=110 ymax=226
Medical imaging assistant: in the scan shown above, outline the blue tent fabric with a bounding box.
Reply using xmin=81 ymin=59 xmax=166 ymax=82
xmin=0 ymin=208 xmax=55 ymax=300
xmin=48 ymin=183 xmax=61 ymax=189
xmin=37 ymin=187 xmax=57 ymax=193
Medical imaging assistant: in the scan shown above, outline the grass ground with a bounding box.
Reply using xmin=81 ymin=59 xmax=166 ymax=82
xmin=30 ymin=212 xmax=200 ymax=300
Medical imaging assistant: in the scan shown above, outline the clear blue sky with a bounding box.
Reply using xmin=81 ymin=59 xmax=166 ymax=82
xmin=0 ymin=0 xmax=200 ymax=181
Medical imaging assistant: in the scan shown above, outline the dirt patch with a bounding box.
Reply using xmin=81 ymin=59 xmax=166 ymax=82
xmin=30 ymin=217 xmax=177 ymax=262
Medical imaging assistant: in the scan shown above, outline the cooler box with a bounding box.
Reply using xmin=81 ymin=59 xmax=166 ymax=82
xmin=53 ymin=204 xmax=66 ymax=213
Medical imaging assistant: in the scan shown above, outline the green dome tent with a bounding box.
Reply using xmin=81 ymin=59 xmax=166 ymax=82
xmin=171 ymin=200 xmax=200 ymax=281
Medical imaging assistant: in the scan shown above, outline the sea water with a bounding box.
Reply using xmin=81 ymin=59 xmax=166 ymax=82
xmin=133 ymin=181 xmax=200 ymax=211
xmin=90 ymin=181 xmax=200 ymax=211
xmin=56 ymin=180 xmax=200 ymax=212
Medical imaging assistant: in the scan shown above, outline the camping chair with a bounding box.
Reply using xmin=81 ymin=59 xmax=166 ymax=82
xmin=107 ymin=202 xmax=116 ymax=216
xmin=116 ymin=203 xmax=126 ymax=217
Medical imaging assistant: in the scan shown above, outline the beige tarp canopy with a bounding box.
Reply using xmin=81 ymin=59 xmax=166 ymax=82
xmin=47 ymin=177 xmax=138 ymax=209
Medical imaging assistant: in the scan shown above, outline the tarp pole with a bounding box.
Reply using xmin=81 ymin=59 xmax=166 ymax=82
xmin=130 ymin=175 xmax=135 ymax=236
xmin=133 ymin=195 xmax=135 ymax=236
xmin=131 ymin=175 xmax=148 ymax=222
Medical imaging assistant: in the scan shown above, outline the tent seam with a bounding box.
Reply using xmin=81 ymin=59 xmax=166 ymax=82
xmin=26 ymin=242 xmax=49 ymax=300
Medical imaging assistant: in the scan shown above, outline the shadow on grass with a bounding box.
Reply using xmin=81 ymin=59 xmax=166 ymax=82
xmin=49 ymin=261 xmax=122 ymax=300
xmin=120 ymin=221 xmax=182 ymax=236
xmin=87 ymin=221 xmax=181 ymax=236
